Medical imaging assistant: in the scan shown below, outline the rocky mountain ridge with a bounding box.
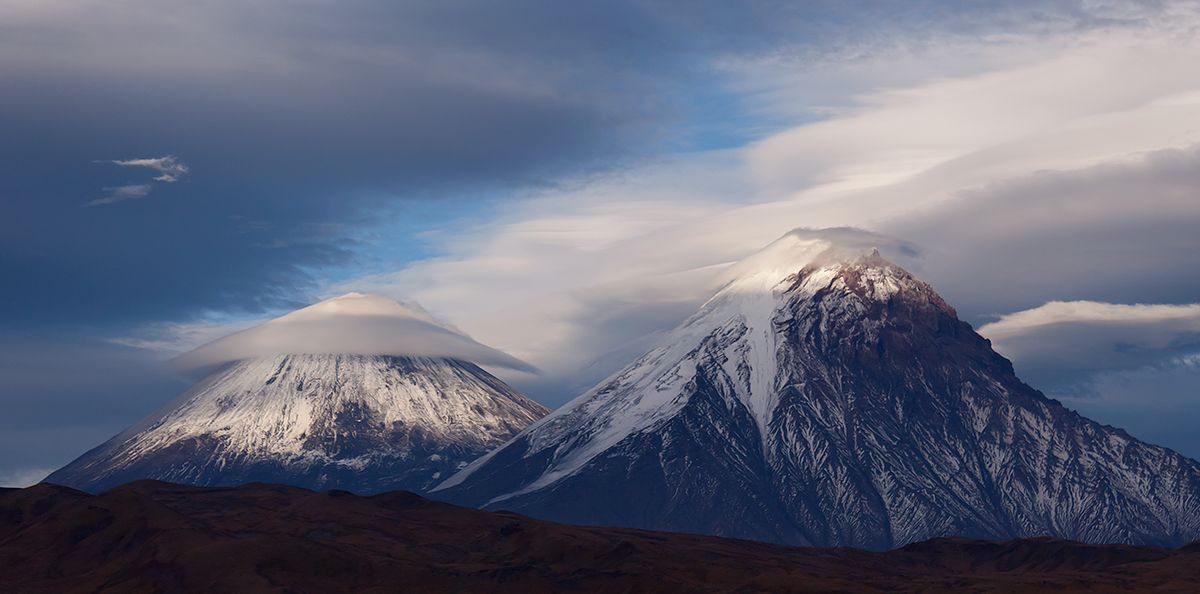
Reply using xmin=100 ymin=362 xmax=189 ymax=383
xmin=434 ymin=234 xmax=1200 ymax=549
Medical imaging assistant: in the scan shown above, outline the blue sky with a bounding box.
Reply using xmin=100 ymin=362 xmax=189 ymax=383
xmin=3 ymin=0 xmax=1200 ymax=485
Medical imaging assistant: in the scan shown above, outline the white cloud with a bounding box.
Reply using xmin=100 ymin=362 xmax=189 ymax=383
xmin=977 ymin=301 xmax=1200 ymax=390
xmin=342 ymin=154 xmax=767 ymax=397
xmin=981 ymin=301 xmax=1200 ymax=339
xmin=338 ymin=17 xmax=1200 ymax=404
xmin=111 ymin=155 xmax=189 ymax=183
xmin=87 ymin=183 xmax=152 ymax=206
xmin=172 ymin=292 xmax=536 ymax=374
xmin=109 ymin=319 xmax=260 ymax=356
xmin=89 ymin=155 xmax=189 ymax=206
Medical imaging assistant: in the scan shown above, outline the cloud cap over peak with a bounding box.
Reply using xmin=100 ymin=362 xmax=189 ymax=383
xmin=716 ymin=227 xmax=918 ymax=292
xmin=172 ymin=293 xmax=535 ymax=374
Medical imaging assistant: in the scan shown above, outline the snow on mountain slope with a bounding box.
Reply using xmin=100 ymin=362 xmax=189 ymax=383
xmin=433 ymin=230 xmax=1200 ymax=549
xmin=436 ymin=231 xmax=832 ymax=497
xmin=46 ymin=294 xmax=548 ymax=494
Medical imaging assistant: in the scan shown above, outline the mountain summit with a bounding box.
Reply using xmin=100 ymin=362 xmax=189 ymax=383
xmin=47 ymin=294 xmax=548 ymax=494
xmin=433 ymin=231 xmax=1200 ymax=549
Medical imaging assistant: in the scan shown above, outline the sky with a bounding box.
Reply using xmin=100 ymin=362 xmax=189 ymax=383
xmin=2 ymin=0 xmax=1200 ymax=486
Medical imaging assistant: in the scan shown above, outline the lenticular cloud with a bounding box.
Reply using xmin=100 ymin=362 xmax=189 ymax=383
xmin=172 ymin=293 xmax=536 ymax=373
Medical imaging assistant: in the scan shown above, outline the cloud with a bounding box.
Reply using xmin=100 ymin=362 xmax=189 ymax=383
xmin=977 ymin=301 xmax=1200 ymax=392
xmin=108 ymin=319 xmax=260 ymax=355
xmin=973 ymin=296 xmax=1200 ymax=456
xmin=345 ymin=17 xmax=1200 ymax=404
xmin=3 ymin=0 xmax=1182 ymax=328
xmin=111 ymin=155 xmax=189 ymax=182
xmin=6 ymin=1 xmax=1200 ymax=468
xmin=172 ymin=293 xmax=536 ymax=374
xmin=2 ymin=0 xmax=780 ymax=324
xmin=883 ymin=145 xmax=1200 ymax=320
xmin=87 ymin=183 xmax=152 ymax=206
xmin=86 ymin=155 xmax=189 ymax=206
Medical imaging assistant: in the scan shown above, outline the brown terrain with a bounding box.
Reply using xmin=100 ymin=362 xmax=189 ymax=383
xmin=2 ymin=481 xmax=1198 ymax=593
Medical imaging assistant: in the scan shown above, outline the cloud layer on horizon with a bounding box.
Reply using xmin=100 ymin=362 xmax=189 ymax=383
xmin=979 ymin=301 xmax=1200 ymax=392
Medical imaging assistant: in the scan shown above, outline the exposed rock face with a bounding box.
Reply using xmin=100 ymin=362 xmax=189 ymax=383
xmin=46 ymin=354 xmax=548 ymax=494
xmin=435 ymin=234 xmax=1200 ymax=549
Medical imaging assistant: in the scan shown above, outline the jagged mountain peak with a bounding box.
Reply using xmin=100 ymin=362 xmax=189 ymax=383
xmin=434 ymin=231 xmax=1200 ymax=550
xmin=786 ymin=248 xmax=959 ymax=321
xmin=714 ymin=227 xmax=914 ymax=294
xmin=438 ymin=232 xmax=926 ymax=498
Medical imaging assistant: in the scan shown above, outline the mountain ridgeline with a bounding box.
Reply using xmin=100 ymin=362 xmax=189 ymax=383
xmin=48 ymin=354 xmax=547 ymax=494
xmin=48 ymin=293 xmax=550 ymax=494
xmin=433 ymin=234 xmax=1200 ymax=550
xmin=42 ymin=234 xmax=1200 ymax=551
xmin=6 ymin=481 xmax=1200 ymax=593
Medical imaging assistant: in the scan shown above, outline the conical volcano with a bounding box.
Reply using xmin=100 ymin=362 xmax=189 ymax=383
xmin=46 ymin=294 xmax=548 ymax=494
xmin=433 ymin=230 xmax=1200 ymax=549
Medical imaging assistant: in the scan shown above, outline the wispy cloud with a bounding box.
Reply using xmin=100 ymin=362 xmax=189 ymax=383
xmin=88 ymin=155 xmax=188 ymax=206
xmin=980 ymin=301 xmax=1200 ymax=338
xmin=87 ymin=183 xmax=153 ymax=206
xmin=108 ymin=318 xmax=261 ymax=356
xmin=110 ymin=155 xmax=189 ymax=183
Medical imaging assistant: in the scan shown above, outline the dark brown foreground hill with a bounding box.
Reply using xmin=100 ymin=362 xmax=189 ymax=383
xmin=2 ymin=481 xmax=1198 ymax=593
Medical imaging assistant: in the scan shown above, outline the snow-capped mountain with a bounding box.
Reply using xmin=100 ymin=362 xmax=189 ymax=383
xmin=47 ymin=294 xmax=548 ymax=494
xmin=433 ymin=230 xmax=1200 ymax=549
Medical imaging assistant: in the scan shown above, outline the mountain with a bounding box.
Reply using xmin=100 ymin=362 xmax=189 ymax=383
xmin=5 ymin=481 xmax=1200 ymax=593
xmin=433 ymin=230 xmax=1200 ymax=550
xmin=46 ymin=294 xmax=548 ymax=494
